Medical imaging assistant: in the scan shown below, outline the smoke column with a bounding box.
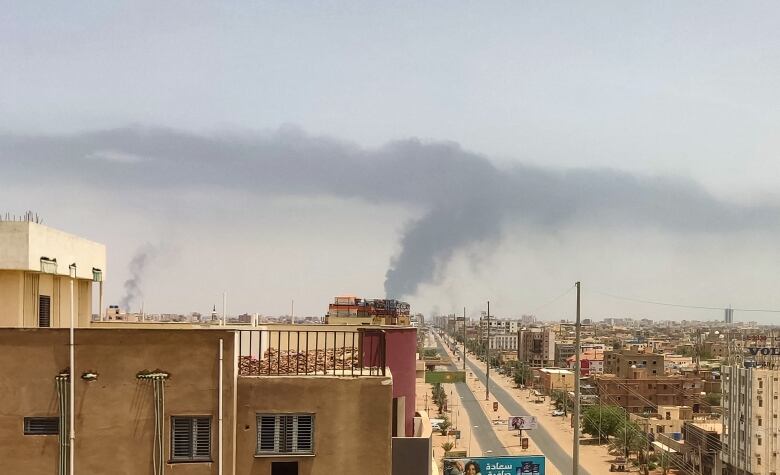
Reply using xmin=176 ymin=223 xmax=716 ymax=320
xmin=119 ymin=243 xmax=157 ymax=312
xmin=2 ymin=126 xmax=779 ymax=299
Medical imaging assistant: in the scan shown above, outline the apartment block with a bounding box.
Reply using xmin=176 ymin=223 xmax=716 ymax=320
xmin=518 ymin=328 xmax=555 ymax=367
xmin=722 ymin=365 xmax=780 ymax=475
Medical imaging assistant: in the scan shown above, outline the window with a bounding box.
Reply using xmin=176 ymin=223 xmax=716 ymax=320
xmin=38 ymin=295 xmax=51 ymax=327
xmin=171 ymin=416 xmax=211 ymax=462
xmin=759 ymin=417 xmax=763 ymax=427
xmin=759 ymin=380 xmax=764 ymax=389
xmin=759 ymin=399 xmax=764 ymax=408
xmin=24 ymin=417 xmax=59 ymax=435
xmin=256 ymin=414 xmax=314 ymax=455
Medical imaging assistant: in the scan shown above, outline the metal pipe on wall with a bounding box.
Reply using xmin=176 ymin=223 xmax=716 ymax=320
xmin=69 ymin=277 xmax=75 ymax=475
xmin=218 ymin=338 xmax=224 ymax=475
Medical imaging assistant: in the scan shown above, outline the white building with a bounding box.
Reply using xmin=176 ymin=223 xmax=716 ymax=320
xmin=489 ymin=333 xmax=518 ymax=351
xmin=722 ymin=364 xmax=780 ymax=475
xmin=0 ymin=220 xmax=106 ymax=328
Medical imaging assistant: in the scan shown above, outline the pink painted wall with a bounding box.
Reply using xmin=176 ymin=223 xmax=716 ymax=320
xmin=362 ymin=327 xmax=418 ymax=436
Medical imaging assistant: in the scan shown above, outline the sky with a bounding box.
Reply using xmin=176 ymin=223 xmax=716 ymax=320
xmin=1 ymin=1 xmax=779 ymax=322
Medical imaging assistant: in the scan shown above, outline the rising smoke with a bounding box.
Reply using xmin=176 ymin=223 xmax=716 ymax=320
xmin=119 ymin=243 xmax=157 ymax=312
xmin=1 ymin=126 xmax=779 ymax=299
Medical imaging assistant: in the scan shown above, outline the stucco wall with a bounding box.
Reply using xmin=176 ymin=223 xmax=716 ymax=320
xmin=0 ymin=328 xmax=236 ymax=475
xmin=0 ymin=270 xmax=93 ymax=328
xmin=236 ymin=375 xmax=392 ymax=475
xmin=0 ymin=222 xmax=106 ymax=279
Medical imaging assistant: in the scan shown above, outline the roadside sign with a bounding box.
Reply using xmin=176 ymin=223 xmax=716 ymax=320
xmin=425 ymin=371 xmax=466 ymax=383
xmin=450 ymin=430 xmax=461 ymax=439
xmin=493 ymin=402 xmax=499 ymax=412
xmin=521 ymin=437 xmax=529 ymax=449
xmin=508 ymin=416 xmax=538 ymax=430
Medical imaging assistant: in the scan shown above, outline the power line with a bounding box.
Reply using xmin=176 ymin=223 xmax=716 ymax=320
xmin=591 ymin=289 xmax=780 ymax=314
xmin=529 ymin=285 xmax=575 ymax=314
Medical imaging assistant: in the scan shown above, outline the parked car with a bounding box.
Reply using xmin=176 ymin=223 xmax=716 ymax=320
xmin=431 ymin=423 xmax=442 ymax=431
xmin=552 ymin=410 xmax=565 ymax=417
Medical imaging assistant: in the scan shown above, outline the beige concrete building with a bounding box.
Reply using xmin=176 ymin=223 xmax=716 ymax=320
xmin=0 ymin=221 xmax=106 ymax=328
xmin=603 ymin=349 xmax=665 ymax=378
xmin=518 ymin=328 xmax=555 ymax=367
xmin=0 ymin=223 xmax=430 ymax=475
xmin=722 ymin=365 xmax=780 ymax=475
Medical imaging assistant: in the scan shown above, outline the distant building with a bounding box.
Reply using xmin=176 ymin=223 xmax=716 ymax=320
xmin=604 ymin=349 xmax=665 ymax=378
xmin=489 ymin=333 xmax=518 ymax=351
xmin=325 ymin=295 xmax=411 ymax=325
xmin=517 ymin=328 xmax=555 ymax=367
xmin=595 ymin=368 xmax=704 ymax=414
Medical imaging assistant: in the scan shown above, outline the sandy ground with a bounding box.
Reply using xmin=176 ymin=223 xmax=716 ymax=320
xmin=417 ymin=333 xmax=482 ymax=467
xmin=440 ymin=334 xmax=622 ymax=475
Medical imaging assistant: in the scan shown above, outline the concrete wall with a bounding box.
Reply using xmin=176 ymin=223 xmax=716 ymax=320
xmin=0 ymin=270 xmax=93 ymax=328
xmin=0 ymin=328 xmax=236 ymax=475
xmin=0 ymin=222 xmax=106 ymax=280
xmin=236 ymin=375 xmax=392 ymax=475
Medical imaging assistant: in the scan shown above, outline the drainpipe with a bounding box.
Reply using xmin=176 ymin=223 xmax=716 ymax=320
xmin=69 ymin=277 xmax=75 ymax=475
xmin=218 ymin=338 xmax=224 ymax=475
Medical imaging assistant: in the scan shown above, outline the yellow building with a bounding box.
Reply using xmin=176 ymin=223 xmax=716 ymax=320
xmin=0 ymin=220 xmax=106 ymax=328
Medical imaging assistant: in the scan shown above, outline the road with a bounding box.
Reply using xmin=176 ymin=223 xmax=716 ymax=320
xmin=459 ymin=340 xmax=592 ymax=475
xmin=432 ymin=335 xmax=508 ymax=457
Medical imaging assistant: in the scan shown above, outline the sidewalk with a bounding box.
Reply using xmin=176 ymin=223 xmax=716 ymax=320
xmin=443 ymin=334 xmax=617 ymax=475
xmin=438 ymin=335 xmax=563 ymax=475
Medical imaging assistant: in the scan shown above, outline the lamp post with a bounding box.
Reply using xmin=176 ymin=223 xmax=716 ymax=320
xmin=469 ymin=425 xmax=478 ymax=456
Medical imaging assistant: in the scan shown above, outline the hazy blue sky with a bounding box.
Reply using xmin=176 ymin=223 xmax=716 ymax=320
xmin=2 ymin=1 xmax=779 ymax=321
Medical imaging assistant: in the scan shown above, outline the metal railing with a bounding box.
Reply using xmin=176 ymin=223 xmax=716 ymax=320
xmin=238 ymin=329 xmax=386 ymax=377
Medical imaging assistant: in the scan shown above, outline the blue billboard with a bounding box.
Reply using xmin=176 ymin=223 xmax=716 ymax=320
xmin=443 ymin=455 xmax=546 ymax=475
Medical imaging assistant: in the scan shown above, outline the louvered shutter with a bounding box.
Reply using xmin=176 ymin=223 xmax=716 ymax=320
xmin=192 ymin=417 xmax=211 ymax=459
xmin=293 ymin=415 xmax=313 ymax=453
xmin=38 ymin=295 xmax=51 ymax=327
xmin=256 ymin=414 xmax=314 ymax=455
xmin=24 ymin=417 xmax=59 ymax=435
xmin=172 ymin=417 xmax=193 ymax=460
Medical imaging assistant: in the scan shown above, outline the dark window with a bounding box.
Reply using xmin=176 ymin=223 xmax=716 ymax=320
xmin=24 ymin=417 xmax=59 ymax=435
xmin=272 ymin=461 xmax=299 ymax=475
xmin=256 ymin=414 xmax=314 ymax=455
xmin=171 ymin=416 xmax=211 ymax=461
xmin=38 ymin=295 xmax=51 ymax=327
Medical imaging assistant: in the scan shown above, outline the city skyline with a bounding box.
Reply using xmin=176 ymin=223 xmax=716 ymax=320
xmin=2 ymin=2 xmax=780 ymax=321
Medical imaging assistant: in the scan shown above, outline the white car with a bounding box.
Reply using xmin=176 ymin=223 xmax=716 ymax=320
xmin=552 ymin=409 xmax=565 ymax=417
xmin=431 ymin=423 xmax=442 ymax=431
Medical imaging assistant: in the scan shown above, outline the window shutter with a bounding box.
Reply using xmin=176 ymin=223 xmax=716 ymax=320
xmin=294 ymin=415 xmax=313 ymax=453
xmin=172 ymin=417 xmax=193 ymax=459
xmin=258 ymin=415 xmax=278 ymax=453
xmin=38 ymin=295 xmax=51 ymax=327
xmin=24 ymin=417 xmax=59 ymax=435
xmin=256 ymin=414 xmax=314 ymax=455
xmin=193 ymin=417 xmax=211 ymax=459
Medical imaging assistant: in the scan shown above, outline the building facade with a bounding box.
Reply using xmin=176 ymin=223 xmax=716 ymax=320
xmin=518 ymin=328 xmax=555 ymax=368
xmin=722 ymin=365 xmax=780 ymax=475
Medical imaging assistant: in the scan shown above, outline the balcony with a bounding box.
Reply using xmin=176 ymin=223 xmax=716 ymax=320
xmin=237 ymin=329 xmax=386 ymax=377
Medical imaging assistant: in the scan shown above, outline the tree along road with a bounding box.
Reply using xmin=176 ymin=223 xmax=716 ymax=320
xmin=463 ymin=351 xmax=592 ymax=475
xmin=432 ymin=335 xmax=508 ymax=457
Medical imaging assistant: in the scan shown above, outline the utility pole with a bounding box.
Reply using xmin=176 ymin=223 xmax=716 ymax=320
xmin=573 ymin=281 xmax=581 ymax=475
xmin=463 ymin=307 xmax=467 ymax=372
xmin=486 ymin=300 xmax=490 ymax=401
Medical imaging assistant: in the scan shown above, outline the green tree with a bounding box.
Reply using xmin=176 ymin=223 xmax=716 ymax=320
xmin=512 ymin=363 xmax=532 ymax=387
xmin=439 ymin=416 xmax=452 ymax=436
xmin=581 ymin=405 xmax=624 ymax=443
xmin=440 ymin=441 xmax=455 ymax=452
xmin=608 ymin=422 xmax=646 ymax=465
xmin=703 ymin=392 xmax=721 ymax=407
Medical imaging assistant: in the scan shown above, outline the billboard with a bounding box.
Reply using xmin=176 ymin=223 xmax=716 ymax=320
xmin=443 ymin=456 xmax=545 ymax=475
xmin=508 ymin=416 xmax=538 ymax=431
xmin=425 ymin=371 xmax=466 ymax=383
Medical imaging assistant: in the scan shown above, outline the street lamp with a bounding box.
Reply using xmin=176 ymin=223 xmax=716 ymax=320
xmin=468 ymin=425 xmax=478 ymax=456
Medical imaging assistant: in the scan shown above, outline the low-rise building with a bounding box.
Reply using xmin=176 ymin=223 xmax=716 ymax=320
xmin=603 ymin=349 xmax=665 ymax=378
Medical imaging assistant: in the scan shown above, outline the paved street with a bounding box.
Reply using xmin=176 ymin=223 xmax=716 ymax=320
xmin=432 ymin=336 xmax=508 ymax=456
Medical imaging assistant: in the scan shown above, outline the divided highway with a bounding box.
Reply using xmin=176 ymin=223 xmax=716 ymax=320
xmin=432 ymin=336 xmax=508 ymax=456
xmin=463 ymin=346 xmax=592 ymax=475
